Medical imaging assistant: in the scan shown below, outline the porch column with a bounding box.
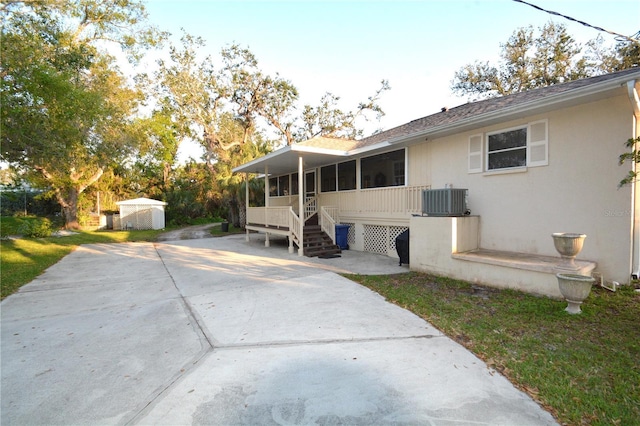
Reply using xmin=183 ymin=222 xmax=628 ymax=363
xmin=245 ymin=172 xmax=250 ymax=242
xmin=264 ymin=165 xmax=269 ymax=208
xmin=264 ymin=165 xmax=270 ymax=247
xmin=298 ymin=155 xmax=304 ymax=256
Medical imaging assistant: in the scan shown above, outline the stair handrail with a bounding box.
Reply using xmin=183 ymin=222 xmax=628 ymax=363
xmin=289 ymin=206 xmax=301 ymax=248
xmin=304 ymin=196 xmax=317 ymax=222
xmin=319 ymin=206 xmax=338 ymax=243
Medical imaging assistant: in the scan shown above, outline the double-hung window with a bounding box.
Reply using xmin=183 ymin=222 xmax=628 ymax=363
xmin=487 ymin=127 xmax=527 ymax=170
xmin=468 ymin=119 xmax=548 ymax=173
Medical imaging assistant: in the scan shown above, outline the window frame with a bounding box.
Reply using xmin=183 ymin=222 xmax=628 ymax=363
xmin=360 ymin=148 xmax=406 ymax=189
xmin=337 ymin=160 xmax=356 ymax=191
xmin=468 ymin=119 xmax=548 ymax=174
xmin=320 ymin=164 xmax=337 ymax=193
xmin=486 ymin=125 xmax=528 ymax=171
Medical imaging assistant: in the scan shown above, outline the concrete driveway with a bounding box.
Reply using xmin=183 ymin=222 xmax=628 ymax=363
xmin=1 ymin=234 xmax=557 ymax=425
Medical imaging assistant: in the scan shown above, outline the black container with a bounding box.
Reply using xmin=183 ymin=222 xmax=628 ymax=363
xmin=221 ymin=222 xmax=229 ymax=232
xmin=395 ymin=229 xmax=409 ymax=266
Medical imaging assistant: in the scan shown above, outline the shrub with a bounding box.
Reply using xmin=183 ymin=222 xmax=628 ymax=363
xmin=17 ymin=217 xmax=53 ymax=238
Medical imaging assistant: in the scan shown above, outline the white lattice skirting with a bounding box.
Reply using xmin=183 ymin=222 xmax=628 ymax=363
xmin=363 ymin=224 xmax=409 ymax=256
xmin=341 ymin=222 xmax=356 ymax=247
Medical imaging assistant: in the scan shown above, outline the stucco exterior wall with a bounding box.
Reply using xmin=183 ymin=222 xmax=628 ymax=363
xmin=409 ymin=216 xmax=564 ymax=297
xmin=407 ymin=94 xmax=635 ymax=284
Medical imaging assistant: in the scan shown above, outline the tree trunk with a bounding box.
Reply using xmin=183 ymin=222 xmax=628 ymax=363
xmin=36 ymin=166 xmax=103 ymax=230
xmin=59 ymin=187 xmax=80 ymax=229
xmin=229 ymin=198 xmax=240 ymax=228
xmin=238 ymin=195 xmax=246 ymax=229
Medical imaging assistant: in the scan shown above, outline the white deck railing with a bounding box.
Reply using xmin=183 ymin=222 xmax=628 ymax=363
xmin=247 ymin=206 xmax=292 ymax=228
xmin=251 ymin=186 xmax=430 ymax=227
xmin=320 ymin=206 xmax=339 ymax=243
xmin=290 ymin=210 xmax=301 ymax=247
xmin=333 ymin=185 xmax=430 ymax=215
xmin=247 ymin=186 xmax=430 ymax=248
xmin=304 ymin=196 xmax=317 ymax=222
xmin=247 ymin=206 xmax=302 ymax=248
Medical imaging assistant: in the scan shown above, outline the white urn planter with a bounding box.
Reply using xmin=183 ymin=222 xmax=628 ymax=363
xmin=556 ymin=273 xmax=595 ymax=314
xmin=552 ymin=233 xmax=586 ymax=271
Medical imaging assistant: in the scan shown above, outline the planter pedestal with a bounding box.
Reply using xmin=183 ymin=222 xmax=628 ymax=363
xmin=556 ymin=273 xmax=595 ymax=314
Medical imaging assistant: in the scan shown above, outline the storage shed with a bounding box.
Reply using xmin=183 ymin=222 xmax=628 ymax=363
xmin=115 ymin=198 xmax=167 ymax=230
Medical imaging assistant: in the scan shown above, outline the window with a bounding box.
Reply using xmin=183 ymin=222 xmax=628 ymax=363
xmin=361 ymin=149 xmax=405 ymax=188
xmin=338 ymin=160 xmax=356 ymax=190
xmin=278 ymin=175 xmax=289 ymax=196
xmin=468 ymin=120 xmax=548 ymax=173
xmin=269 ymin=175 xmax=291 ymax=196
xmin=321 ymin=165 xmax=336 ymax=192
xmin=269 ymin=177 xmax=278 ymax=196
xmin=291 ymin=173 xmax=299 ymax=195
xmin=487 ymin=127 xmax=527 ymax=170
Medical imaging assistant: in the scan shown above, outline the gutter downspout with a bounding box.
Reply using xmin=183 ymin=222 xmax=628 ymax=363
xmin=627 ymin=80 xmax=640 ymax=279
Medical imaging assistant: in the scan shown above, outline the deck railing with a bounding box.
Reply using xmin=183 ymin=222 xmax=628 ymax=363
xmin=320 ymin=206 xmax=339 ymax=243
xmin=247 ymin=206 xmax=292 ymax=228
xmin=290 ymin=210 xmax=301 ymax=247
xmin=334 ymin=185 xmax=430 ymax=215
xmin=304 ymin=196 xmax=317 ymax=222
xmin=248 ymin=186 xmax=431 ymax=236
xmin=247 ymin=206 xmax=302 ymax=248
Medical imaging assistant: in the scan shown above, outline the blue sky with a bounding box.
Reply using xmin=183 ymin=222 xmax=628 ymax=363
xmin=140 ymin=0 xmax=639 ymax=160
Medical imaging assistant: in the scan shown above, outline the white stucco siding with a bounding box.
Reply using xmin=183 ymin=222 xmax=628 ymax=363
xmin=407 ymin=94 xmax=635 ymax=283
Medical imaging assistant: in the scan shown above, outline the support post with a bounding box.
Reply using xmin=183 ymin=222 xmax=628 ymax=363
xmin=264 ymin=165 xmax=269 ymax=208
xmin=288 ymin=231 xmax=294 ymax=254
xmin=245 ymin=172 xmax=250 ymax=242
xmin=298 ymin=156 xmax=304 ymax=256
xmin=264 ymin=165 xmax=270 ymax=247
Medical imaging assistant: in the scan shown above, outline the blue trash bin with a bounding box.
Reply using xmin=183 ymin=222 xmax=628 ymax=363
xmin=335 ymin=224 xmax=350 ymax=250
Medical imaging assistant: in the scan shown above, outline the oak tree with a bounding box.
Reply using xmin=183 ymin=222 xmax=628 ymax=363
xmin=1 ymin=0 xmax=163 ymax=228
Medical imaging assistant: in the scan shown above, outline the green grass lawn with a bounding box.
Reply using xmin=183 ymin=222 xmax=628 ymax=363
xmin=346 ymin=272 xmax=640 ymax=426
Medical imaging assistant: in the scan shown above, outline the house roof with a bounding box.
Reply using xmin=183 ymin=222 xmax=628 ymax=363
xmin=297 ymin=136 xmax=362 ymax=151
xmin=233 ymin=67 xmax=640 ymax=175
xmin=116 ymin=197 xmax=167 ymax=206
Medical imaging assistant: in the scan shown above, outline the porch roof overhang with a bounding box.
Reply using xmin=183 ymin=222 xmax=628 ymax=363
xmin=232 ymin=144 xmax=353 ymax=175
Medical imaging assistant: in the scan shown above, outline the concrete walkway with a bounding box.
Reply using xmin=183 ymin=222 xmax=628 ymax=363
xmin=1 ymin=234 xmax=557 ymax=425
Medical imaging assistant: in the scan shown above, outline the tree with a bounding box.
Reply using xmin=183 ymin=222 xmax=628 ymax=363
xmin=153 ymin=34 xmax=390 ymax=223
xmin=133 ymin=107 xmax=181 ymax=193
xmin=618 ymin=137 xmax=640 ymax=187
xmin=587 ymin=33 xmax=640 ymax=74
xmin=451 ymin=22 xmax=595 ymax=99
xmin=155 ymin=34 xmax=391 ymax=153
xmin=153 ymin=34 xmax=298 ymax=162
xmin=297 ymin=80 xmax=390 ymax=141
xmin=1 ymin=0 xmax=163 ymax=228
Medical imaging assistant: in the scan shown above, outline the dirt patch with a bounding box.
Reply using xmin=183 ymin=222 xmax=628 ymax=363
xmin=156 ymin=223 xmax=220 ymax=242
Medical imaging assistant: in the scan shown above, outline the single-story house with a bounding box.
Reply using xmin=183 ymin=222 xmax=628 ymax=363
xmin=115 ymin=197 xmax=167 ymax=230
xmin=233 ymin=67 xmax=640 ymax=297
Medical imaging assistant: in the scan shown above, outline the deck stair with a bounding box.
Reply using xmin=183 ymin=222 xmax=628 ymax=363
xmin=302 ymin=225 xmax=341 ymax=258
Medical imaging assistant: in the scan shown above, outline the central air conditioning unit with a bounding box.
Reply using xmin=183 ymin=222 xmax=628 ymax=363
xmin=422 ymin=188 xmax=468 ymax=216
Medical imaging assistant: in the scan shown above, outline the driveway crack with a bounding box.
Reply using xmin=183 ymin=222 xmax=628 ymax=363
xmin=121 ymin=244 xmax=215 ymax=425
xmin=213 ymin=334 xmax=443 ymax=351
